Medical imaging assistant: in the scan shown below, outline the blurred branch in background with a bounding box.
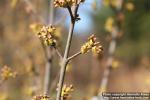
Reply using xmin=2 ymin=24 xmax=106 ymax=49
xmin=23 ymin=0 xmax=44 ymax=23
xmin=43 ymin=0 xmax=54 ymax=96
xmin=97 ymin=0 xmax=124 ymax=99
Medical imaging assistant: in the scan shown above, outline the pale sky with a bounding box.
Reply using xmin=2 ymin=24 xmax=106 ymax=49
xmin=65 ymin=0 xmax=101 ymax=35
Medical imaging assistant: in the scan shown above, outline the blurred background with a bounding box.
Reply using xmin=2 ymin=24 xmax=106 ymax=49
xmin=0 ymin=0 xmax=150 ymax=100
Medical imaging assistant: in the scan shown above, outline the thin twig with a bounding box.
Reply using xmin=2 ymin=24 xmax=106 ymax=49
xmin=67 ymin=6 xmax=74 ymax=21
xmin=56 ymin=20 xmax=75 ymax=100
xmin=54 ymin=47 xmax=63 ymax=60
xmin=56 ymin=4 xmax=80 ymax=100
xmin=67 ymin=51 xmax=81 ymax=61
xmin=44 ymin=46 xmax=53 ymax=95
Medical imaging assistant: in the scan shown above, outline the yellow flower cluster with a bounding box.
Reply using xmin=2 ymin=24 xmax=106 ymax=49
xmin=37 ymin=25 xmax=57 ymax=46
xmin=54 ymin=0 xmax=84 ymax=8
xmin=60 ymin=84 xmax=74 ymax=100
xmin=80 ymin=34 xmax=103 ymax=55
xmin=0 ymin=65 xmax=17 ymax=80
xmin=105 ymin=17 xmax=114 ymax=33
xmin=32 ymin=95 xmax=49 ymax=100
xmin=54 ymin=0 xmax=75 ymax=8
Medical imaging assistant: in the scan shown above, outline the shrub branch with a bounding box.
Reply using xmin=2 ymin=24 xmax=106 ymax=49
xmin=56 ymin=4 xmax=79 ymax=100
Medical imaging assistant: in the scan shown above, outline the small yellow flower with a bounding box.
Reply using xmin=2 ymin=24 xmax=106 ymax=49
xmin=54 ymin=0 xmax=84 ymax=8
xmin=37 ymin=25 xmax=57 ymax=46
xmin=126 ymin=2 xmax=134 ymax=11
xmin=0 ymin=65 xmax=17 ymax=80
xmin=92 ymin=46 xmax=103 ymax=56
xmin=81 ymin=34 xmax=103 ymax=55
xmin=54 ymin=0 xmax=76 ymax=8
xmin=32 ymin=95 xmax=49 ymax=100
xmin=61 ymin=84 xmax=74 ymax=100
xmin=105 ymin=17 xmax=114 ymax=32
